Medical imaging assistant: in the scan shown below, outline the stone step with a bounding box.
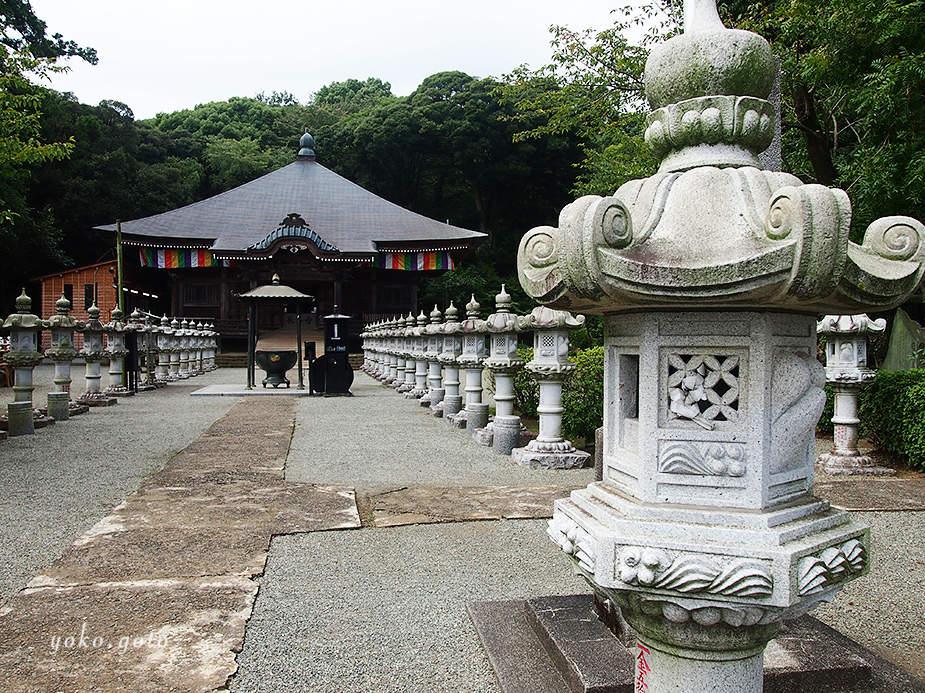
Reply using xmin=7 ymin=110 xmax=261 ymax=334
xmin=470 ymin=594 xmax=925 ymax=693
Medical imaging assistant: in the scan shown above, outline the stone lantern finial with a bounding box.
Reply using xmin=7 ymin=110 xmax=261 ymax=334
xmin=56 ymin=293 xmax=71 ymax=314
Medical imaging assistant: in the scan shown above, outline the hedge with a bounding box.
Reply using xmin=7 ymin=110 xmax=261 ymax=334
xmin=858 ymin=369 xmax=925 ymax=470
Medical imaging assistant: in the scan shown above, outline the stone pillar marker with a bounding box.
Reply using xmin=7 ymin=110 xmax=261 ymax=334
xmin=168 ymin=317 xmax=181 ymax=381
xmin=477 ymin=285 xmax=528 ymax=453
xmin=156 ymin=315 xmax=171 ymax=383
xmin=514 ymin=0 xmax=925 ymax=689
xmin=816 ymin=314 xmax=892 ymax=475
xmin=510 ymin=307 xmax=590 ymax=469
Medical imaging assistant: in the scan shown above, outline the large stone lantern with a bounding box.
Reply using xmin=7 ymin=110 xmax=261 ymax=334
xmin=45 ymin=293 xmax=82 ymax=395
xmin=816 ymin=314 xmax=889 ymax=474
xmin=516 ymin=1 xmax=925 ymax=690
xmin=2 ymin=289 xmax=46 ymax=403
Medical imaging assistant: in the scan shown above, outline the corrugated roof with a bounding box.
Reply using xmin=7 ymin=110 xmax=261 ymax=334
xmin=97 ymin=160 xmax=486 ymax=254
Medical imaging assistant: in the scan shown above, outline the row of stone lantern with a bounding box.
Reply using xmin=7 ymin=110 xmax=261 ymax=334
xmin=1 ymin=288 xmax=219 ymax=438
xmin=359 ymin=286 xmax=591 ymax=468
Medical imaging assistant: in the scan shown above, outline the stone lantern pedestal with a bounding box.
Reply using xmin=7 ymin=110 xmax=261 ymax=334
xmin=397 ymin=313 xmax=417 ymax=393
xmin=816 ymin=314 xmax=893 ymax=475
xmin=511 ymin=307 xmax=590 ymax=469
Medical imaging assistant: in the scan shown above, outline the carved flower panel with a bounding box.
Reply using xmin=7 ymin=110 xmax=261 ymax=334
xmin=666 ymin=353 xmax=741 ymax=430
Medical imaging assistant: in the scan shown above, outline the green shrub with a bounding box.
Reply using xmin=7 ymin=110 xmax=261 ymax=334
xmin=859 ymin=369 xmax=925 ymax=470
xmin=512 ymin=347 xmax=538 ymax=418
xmin=562 ymin=346 xmax=605 ymax=443
xmin=817 ymin=383 xmax=835 ymax=435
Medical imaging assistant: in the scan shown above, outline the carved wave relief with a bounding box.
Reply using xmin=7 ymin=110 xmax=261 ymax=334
xmin=659 ymin=441 xmax=747 ymax=477
xmin=798 ymin=539 xmax=866 ymax=596
xmin=617 ymin=546 xmax=772 ymax=597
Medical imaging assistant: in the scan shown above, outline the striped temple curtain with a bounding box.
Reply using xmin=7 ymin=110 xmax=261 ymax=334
xmin=138 ymin=248 xmax=227 ymax=268
xmin=371 ymin=251 xmax=455 ymax=271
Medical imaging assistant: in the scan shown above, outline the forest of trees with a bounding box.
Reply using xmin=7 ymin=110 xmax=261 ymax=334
xmin=1 ymin=0 xmax=923 ymax=311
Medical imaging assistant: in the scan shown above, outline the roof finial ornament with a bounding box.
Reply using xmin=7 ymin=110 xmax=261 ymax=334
xmin=297 ymin=130 xmax=316 ymax=160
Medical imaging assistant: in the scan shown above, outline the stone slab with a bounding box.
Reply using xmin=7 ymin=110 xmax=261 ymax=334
xmin=0 ymin=576 xmax=256 ymax=693
xmin=471 ymin=594 xmax=925 ymax=693
xmin=511 ymin=449 xmax=592 ymax=470
xmin=815 ymin=478 xmax=925 ymax=511
xmin=371 ymin=485 xmax=587 ymax=527
xmin=467 ymin=600 xmax=571 ymax=693
xmin=29 ymin=483 xmax=360 ymax=587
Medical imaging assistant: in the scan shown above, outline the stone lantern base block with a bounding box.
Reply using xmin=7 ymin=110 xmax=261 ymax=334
xmin=816 ymin=453 xmax=897 ymax=476
xmin=466 ymin=404 xmax=490 ymax=435
xmin=77 ymin=393 xmax=117 ymax=407
xmin=447 ymin=409 xmax=468 ymax=428
xmin=6 ymin=402 xmax=34 ymax=436
xmin=46 ymin=392 xmax=70 ymax=421
xmin=473 ymin=425 xmax=494 ymax=447
xmin=511 ymin=443 xmax=591 ymax=470
xmin=468 ymin=594 xmax=924 ymax=693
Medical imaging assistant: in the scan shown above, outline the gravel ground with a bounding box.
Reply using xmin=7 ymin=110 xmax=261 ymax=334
xmin=0 ymin=364 xmax=242 ymax=606
xmin=813 ymin=511 xmax=925 ymax=680
xmin=230 ymin=520 xmax=582 ymax=693
xmin=286 ymin=374 xmax=594 ymax=489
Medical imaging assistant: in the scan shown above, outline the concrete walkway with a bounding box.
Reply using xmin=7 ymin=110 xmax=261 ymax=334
xmin=0 ymin=368 xmax=922 ymax=691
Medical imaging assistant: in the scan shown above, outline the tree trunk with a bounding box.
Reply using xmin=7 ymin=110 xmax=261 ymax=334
xmin=793 ymin=83 xmax=838 ymax=186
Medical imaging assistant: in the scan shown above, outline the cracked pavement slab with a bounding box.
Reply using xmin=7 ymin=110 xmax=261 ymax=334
xmin=0 ymin=396 xmax=361 ymax=692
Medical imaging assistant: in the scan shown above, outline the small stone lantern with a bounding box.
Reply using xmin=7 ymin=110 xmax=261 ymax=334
xmin=77 ymin=304 xmax=116 ymax=406
xmin=155 ymin=315 xmax=172 ymax=382
xmin=408 ymin=311 xmax=429 ymax=398
xmin=510 ymin=306 xmax=590 ymax=469
xmin=169 ymin=317 xmax=182 ymax=379
xmin=450 ymin=295 xmax=488 ymax=429
xmin=436 ymin=302 xmax=463 ymax=417
xmin=420 ymin=307 xmax=445 ymax=407
xmin=397 ymin=312 xmax=416 ymax=393
xmin=2 ymin=290 xmax=46 ymax=436
xmin=816 ymin=314 xmax=890 ymax=474
xmin=104 ymin=306 xmax=134 ymax=397
xmin=477 ymin=285 xmax=528 ymax=453
xmin=178 ymin=318 xmax=191 ymax=378
xmin=45 ymin=293 xmax=81 ymax=395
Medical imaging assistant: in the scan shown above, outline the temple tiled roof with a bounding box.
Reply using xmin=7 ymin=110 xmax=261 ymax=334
xmin=96 ymin=159 xmax=485 ymax=256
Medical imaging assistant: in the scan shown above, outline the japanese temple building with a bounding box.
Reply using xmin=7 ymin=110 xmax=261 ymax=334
xmin=96 ymin=133 xmax=486 ymax=352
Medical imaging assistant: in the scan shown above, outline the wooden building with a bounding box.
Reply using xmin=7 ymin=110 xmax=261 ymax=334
xmin=94 ymin=134 xmax=486 ymax=351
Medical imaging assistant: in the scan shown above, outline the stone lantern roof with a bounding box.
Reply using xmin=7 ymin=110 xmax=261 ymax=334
xmin=517 ymin=0 xmax=925 ymax=315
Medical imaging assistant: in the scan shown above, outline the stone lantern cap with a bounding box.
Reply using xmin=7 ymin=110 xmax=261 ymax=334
xmin=517 ymin=0 xmax=925 ymax=315
xmin=2 ymin=289 xmax=45 ymax=331
xmin=104 ymin=306 xmax=133 ymax=333
xmin=817 ymin=314 xmax=887 ymax=337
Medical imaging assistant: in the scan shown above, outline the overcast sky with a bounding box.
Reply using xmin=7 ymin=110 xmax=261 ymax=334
xmin=29 ymin=0 xmax=622 ymax=120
